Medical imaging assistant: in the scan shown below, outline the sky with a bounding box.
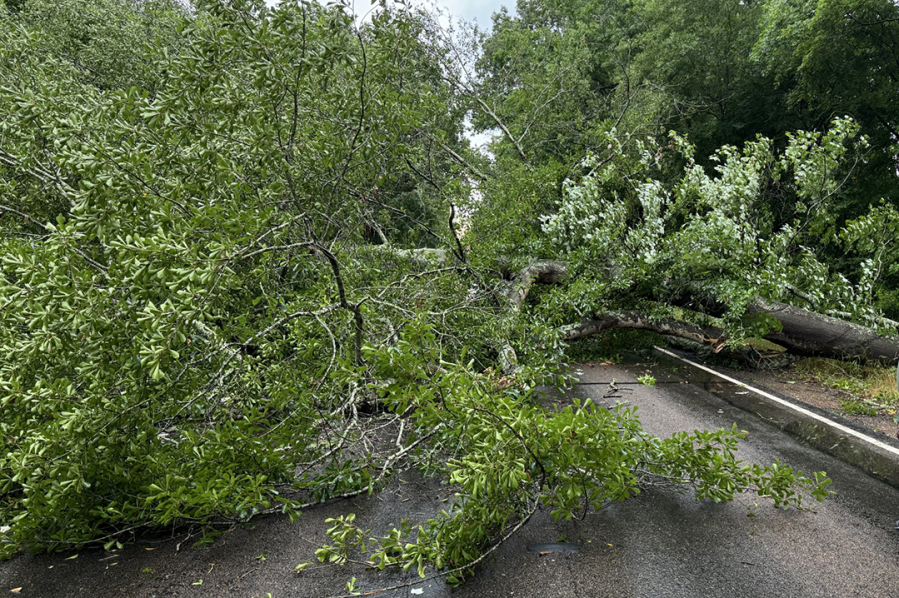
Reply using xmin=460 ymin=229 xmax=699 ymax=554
xmin=388 ymin=0 xmax=509 ymax=29
xmin=265 ymin=1 xmax=513 ymax=31
xmin=434 ymin=0 xmax=506 ymax=28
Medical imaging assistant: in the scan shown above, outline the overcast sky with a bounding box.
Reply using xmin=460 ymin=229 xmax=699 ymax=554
xmin=404 ymin=0 xmax=509 ymax=29
xmin=265 ymin=1 xmax=513 ymax=31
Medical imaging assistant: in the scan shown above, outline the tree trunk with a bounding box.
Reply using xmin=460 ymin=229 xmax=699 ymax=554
xmin=563 ymin=311 xmax=728 ymax=351
xmin=512 ymin=260 xmax=899 ymax=366
xmin=746 ymin=298 xmax=899 ymax=364
xmin=507 ymin=260 xmax=568 ymax=310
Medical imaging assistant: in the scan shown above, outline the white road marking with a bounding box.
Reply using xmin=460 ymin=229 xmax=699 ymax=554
xmin=653 ymin=346 xmax=899 ymax=459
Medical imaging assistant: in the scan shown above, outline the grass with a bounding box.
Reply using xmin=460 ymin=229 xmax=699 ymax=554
xmin=788 ymin=357 xmax=899 ymax=411
xmin=839 ymin=399 xmax=879 ymax=416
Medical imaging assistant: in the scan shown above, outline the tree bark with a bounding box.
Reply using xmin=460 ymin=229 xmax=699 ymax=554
xmin=563 ymin=311 xmax=727 ymax=348
xmin=746 ymin=299 xmax=899 ymax=364
xmin=511 ymin=260 xmax=899 ymax=366
xmin=497 ymin=260 xmax=570 ymax=375
xmin=507 ymin=260 xmax=568 ymax=310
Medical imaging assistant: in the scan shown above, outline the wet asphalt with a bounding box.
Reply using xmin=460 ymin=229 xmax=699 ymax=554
xmin=452 ymin=361 xmax=899 ymax=598
xmin=2 ymin=361 xmax=899 ymax=597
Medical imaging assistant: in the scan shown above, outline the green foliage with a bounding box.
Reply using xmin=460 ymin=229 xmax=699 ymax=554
xmin=637 ymin=373 xmax=656 ymax=386
xmin=319 ymin=320 xmax=830 ymax=584
xmin=316 ymin=514 xmax=369 ymax=565
xmin=789 ymin=358 xmax=899 ymax=408
xmin=476 ymin=1 xmax=639 ymax=163
xmin=0 ymin=0 xmax=473 ymax=557
xmin=475 ymin=0 xmax=899 ymax=307
xmin=539 ymin=119 xmax=884 ymax=340
xmin=0 ymin=0 xmax=848 ymax=582
xmin=839 ymin=399 xmax=878 ymax=417
xmin=15 ymin=0 xmax=187 ymax=91
xmin=565 ymin=329 xmax=661 ymax=364
xmin=841 ymin=201 xmax=899 ymax=318
xmin=750 ymin=0 xmax=899 ymax=297
xmin=0 ymin=0 xmax=26 ymax=13
xmin=630 ymin=0 xmax=787 ymax=156
xmin=475 ymin=0 xmax=663 ymax=170
xmin=755 ymin=0 xmax=899 ymax=138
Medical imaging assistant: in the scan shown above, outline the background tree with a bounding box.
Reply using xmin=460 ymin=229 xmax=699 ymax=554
xmin=754 ymin=0 xmax=899 ymax=316
xmin=630 ymin=0 xmax=793 ymax=159
xmin=473 ymin=0 xmax=899 ymax=318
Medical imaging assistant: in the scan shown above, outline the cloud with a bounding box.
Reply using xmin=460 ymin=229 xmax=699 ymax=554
xmin=264 ymin=0 xmax=510 ymax=31
xmin=440 ymin=0 xmax=506 ymax=28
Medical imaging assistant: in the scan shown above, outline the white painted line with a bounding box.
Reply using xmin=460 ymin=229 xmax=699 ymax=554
xmin=653 ymin=346 xmax=899 ymax=459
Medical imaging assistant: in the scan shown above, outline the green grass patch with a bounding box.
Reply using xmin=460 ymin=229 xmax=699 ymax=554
xmin=789 ymin=357 xmax=899 ymax=408
xmin=839 ymin=399 xmax=879 ymax=416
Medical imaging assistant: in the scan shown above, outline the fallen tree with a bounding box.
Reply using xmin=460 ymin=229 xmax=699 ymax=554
xmin=565 ymin=296 xmax=899 ymax=363
xmin=494 ymin=122 xmax=899 ymax=370
xmin=505 ymin=259 xmax=899 ymax=364
xmin=0 ymin=3 xmax=875 ymax=588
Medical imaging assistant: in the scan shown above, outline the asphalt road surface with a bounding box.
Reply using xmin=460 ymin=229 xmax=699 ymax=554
xmin=452 ymin=361 xmax=899 ymax=598
xmin=2 ymin=361 xmax=898 ymax=597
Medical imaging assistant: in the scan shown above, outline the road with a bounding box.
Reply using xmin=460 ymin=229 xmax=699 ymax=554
xmin=452 ymin=360 xmax=899 ymax=598
xmin=2 ymin=361 xmax=898 ymax=597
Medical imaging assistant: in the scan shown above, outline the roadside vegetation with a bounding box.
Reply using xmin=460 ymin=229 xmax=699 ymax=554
xmin=789 ymin=358 xmax=899 ymax=416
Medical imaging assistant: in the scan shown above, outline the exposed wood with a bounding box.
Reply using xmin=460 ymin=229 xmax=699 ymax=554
xmin=507 ymin=260 xmax=568 ymax=309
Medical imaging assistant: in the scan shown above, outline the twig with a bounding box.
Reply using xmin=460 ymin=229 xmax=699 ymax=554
xmin=321 ymin=501 xmax=538 ymax=598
